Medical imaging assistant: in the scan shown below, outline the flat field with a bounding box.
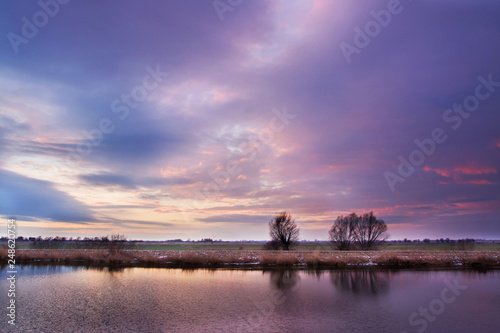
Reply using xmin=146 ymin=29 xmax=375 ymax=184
xmin=8 ymin=240 xmax=500 ymax=252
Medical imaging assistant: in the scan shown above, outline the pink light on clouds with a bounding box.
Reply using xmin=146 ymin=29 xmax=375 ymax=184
xmin=2 ymin=1 xmax=500 ymax=241
xmin=454 ymin=166 xmax=496 ymax=175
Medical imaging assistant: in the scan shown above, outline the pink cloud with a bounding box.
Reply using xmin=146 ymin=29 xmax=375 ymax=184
xmin=454 ymin=166 xmax=496 ymax=175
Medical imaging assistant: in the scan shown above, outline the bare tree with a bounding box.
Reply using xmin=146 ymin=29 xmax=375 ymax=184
xmin=269 ymin=212 xmax=299 ymax=251
xmin=329 ymin=213 xmax=358 ymax=250
xmin=108 ymin=234 xmax=128 ymax=254
xmin=351 ymin=212 xmax=388 ymax=250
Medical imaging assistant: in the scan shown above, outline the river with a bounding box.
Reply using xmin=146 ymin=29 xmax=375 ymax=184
xmin=1 ymin=266 xmax=499 ymax=332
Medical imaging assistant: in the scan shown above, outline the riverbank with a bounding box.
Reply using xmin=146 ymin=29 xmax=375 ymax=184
xmin=3 ymin=249 xmax=499 ymax=270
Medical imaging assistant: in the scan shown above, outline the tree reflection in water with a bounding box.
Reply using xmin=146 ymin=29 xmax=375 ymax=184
xmin=330 ymin=270 xmax=392 ymax=296
xmin=264 ymin=269 xmax=300 ymax=291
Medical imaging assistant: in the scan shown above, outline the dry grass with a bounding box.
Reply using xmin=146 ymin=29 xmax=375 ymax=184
xmin=461 ymin=254 xmax=499 ymax=268
xmin=2 ymin=249 xmax=498 ymax=269
xmin=303 ymin=252 xmax=369 ymax=268
xmin=373 ymin=253 xmax=424 ymax=268
xmin=372 ymin=251 xmax=500 ymax=268
xmin=2 ymin=249 xmax=135 ymax=265
xmin=261 ymin=252 xmax=300 ymax=266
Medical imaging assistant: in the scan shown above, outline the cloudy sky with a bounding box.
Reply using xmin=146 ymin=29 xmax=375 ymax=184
xmin=1 ymin=0 xmax=499 ymax=241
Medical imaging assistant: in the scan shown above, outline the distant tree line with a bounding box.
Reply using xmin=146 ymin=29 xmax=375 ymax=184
xmin=0 ymin=234 xmax=132 ymax=250
xmin=391 ymin=238 xmax=476 ymax=244
xmin=2 ymin=217 xmax=481 ymax=253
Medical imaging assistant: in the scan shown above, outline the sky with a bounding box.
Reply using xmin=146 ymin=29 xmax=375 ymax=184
xmin=1 ymin=0 xmax=500 ymax=241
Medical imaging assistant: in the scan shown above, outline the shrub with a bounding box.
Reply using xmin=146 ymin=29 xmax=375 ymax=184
xmin=262 ymin=240 xmax=281 ymax=250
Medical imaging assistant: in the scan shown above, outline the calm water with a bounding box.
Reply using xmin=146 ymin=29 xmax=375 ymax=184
xmin=1 ymin=266 xmax=499 ymax=332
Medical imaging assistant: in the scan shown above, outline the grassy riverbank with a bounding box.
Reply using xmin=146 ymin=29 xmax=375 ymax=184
xmin=3 ymin=248 xmax=499 ymax=270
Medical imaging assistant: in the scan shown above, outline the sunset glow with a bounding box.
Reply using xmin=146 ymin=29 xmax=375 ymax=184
xmin=1 ymin=1 xmax=500 ymax=241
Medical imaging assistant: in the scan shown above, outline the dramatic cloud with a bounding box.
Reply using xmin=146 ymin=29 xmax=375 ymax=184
xmin=1 ymin=1 xmax=499 ymax=240
xmin=0 ymin=170 xmax=94 ymax=223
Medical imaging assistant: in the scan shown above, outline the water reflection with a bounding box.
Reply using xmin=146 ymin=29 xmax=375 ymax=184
xmin=263 ymin=269 xmax=392 ymax=296
xmin=303 ymin=269 xmax=324 ymax=280
xmin=264 ymin=269 xmax=300 ymax=290
xmin=1 ymin=266 xmax=498 ymax=332
xmin=0 ymin=264 xmax=83 ymax=278
xmin=330 ymin=270 xmax=391 ymax=296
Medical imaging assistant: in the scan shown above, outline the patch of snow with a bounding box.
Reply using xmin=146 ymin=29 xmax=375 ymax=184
xmin=364 ymin=259 xmax=377 ymax=266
